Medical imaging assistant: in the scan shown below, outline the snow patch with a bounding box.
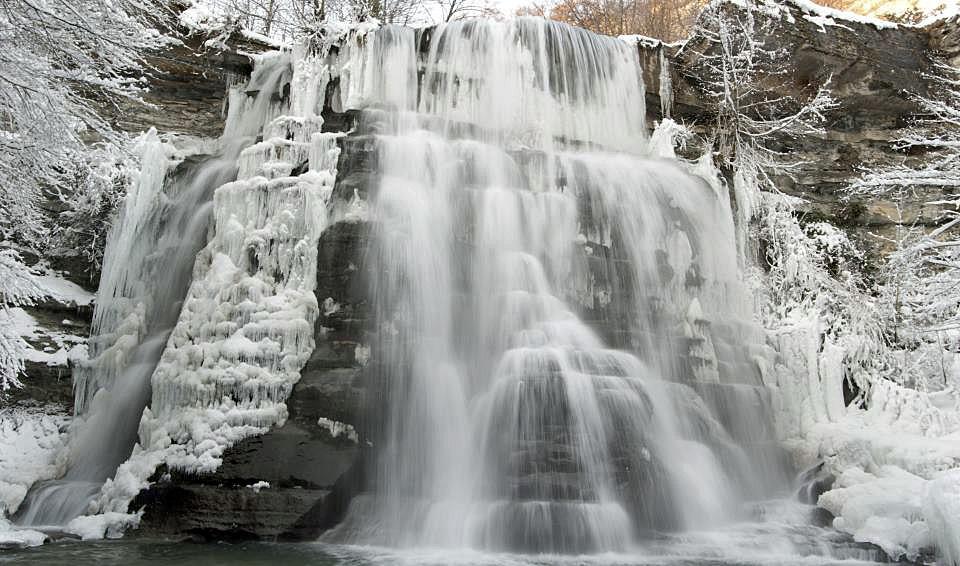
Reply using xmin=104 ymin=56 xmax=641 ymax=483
xmin=65 ymin=511 xmax=141 ymax=540
xmin=787 ymin=0 xmax=898 ymax=30
xmin=317 ymin=417 xmax=359 ymax=443
xmin=0 ymin=407 xmax=69 ymax=516
xmin=0 ymin=518 xmax=47 ymax=547
xmin=33 ymin=274 xmax=94 ymax=307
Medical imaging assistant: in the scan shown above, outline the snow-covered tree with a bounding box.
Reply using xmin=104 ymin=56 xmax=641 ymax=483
xmin=0 ymin=251 xmax=44 ymax=391
xmin=849 ymin=61 xmax=960 ymax=391
xmin=686 ymin=0 xmax=835 ymax=256
xmin=0 ymin=0 xmax=168 ymax=249
xmin=686 ymin=0 xmax=891 ymax=414
xmin=50 ymin=145 xmax=141 ymax=274
xmin=0 ymin=0 xmax=168 ymax=388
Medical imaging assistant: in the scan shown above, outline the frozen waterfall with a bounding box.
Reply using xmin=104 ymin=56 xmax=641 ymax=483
xmin=15 ymin=17 xmax=809 ymax=557
xmin=14 ymin=56 xmax=296 ymax=527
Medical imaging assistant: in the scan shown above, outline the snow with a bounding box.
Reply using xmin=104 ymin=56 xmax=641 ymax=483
xmin=22 ymin=343 xmax=87 ymax=367
xmin=714 ymin=0 xmax=899 ymax=31
xmin=1 ymin=307 xmax=88 ymax=368
xmin=33 ymin=274 xmax=94 ymax=308
xmin=239 ymin=29 xmax=285 ymax=49
xmin=178 ymin=3 xmax=285 ymax=51
xmin=177 ymin=4 xmax=221 ymax=33
xmin=617 ymin=34 xmax=684 ymax=49
xmin=0 ymin=407 xmax=69 ymax=518
xmin=919 ymin=2 xmax=960 ymax=26
xmin=65 ymin=511 xmax=141 ymax=540
xmin=787 ymin=0 xmax=898 ymax=30
xmin=317 ymin=417 xmax=359 ymax=443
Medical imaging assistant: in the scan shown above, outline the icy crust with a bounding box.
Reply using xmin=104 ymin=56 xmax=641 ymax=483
xmin=773 ymin=329 xmax=960 ymax=562
xmin=95 ymin=129 xmax=340 ymax=516
xmin=73 ymin=131 xmax=184 ymax=413
xmin=0 ymin=407 xmax=69 ymax=546
xmin=768 ymin=306 xmax=960 ymax=561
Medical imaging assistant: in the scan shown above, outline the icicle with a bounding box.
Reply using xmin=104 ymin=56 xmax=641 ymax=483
xmin=659 ymin=46 xmax=674 ymax=119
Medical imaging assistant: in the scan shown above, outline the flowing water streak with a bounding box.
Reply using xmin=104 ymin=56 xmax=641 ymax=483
xmin=319 ymin=19 xmax=788 ymax=553
xmin=15 ymin=57 xmax=292 ymax=527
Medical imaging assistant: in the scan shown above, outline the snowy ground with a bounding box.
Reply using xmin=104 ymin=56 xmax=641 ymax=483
xmin=0 ymin=406 xmax=69 ymax=547
xmin=2 ymin=307 xmax=88 ymax=369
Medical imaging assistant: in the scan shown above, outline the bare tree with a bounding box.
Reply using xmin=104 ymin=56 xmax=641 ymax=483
xmin=687 ymin=0 xmax=835 ymax=253
xmin=433 ymin=0 xmax=501 ymax=22
xmin=516 ymin=0 xmax=704 ymax=41
xmin=515 ymin=1 xmax=550 ymax=16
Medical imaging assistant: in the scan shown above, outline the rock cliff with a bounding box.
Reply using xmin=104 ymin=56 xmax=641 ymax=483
xmin=639 ymin=3 xmax=958 ymax=261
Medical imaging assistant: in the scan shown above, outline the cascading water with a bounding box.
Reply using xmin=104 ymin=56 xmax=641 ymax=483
xmin=14 ymin=57 xmax=292 ymax=528
xmin=317 ymin=20 xmax=792 ymax=553
xmin=5 ymin=17 xmax=864 ymax=562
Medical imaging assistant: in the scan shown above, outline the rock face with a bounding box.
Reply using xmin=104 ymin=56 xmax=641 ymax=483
xmin=33 ymin=2 xmax=960 ymax=542
xmin=99 ymin=29 xmax=265 ymax=138
xmin=7 ymin=304 xmax=91 ymax=411
xmin=639 ymin=4 xmax=958 ymax=259
xmin=134 ymin=165 xmax=376 ymax=540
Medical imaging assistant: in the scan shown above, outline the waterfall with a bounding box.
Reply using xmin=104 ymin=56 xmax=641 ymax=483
xmin=307 ymin=19 xmax=790 ymax=552
xmin=15 ymin=18 xmax=793 ymax=552
xmin=14 ymin=56 xmax=292 ymax=527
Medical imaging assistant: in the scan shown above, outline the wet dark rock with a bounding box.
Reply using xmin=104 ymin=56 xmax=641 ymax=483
xmin=97 ymin=27 xmax=269 ymax=138
xmin=7 ymin=305 xmax=90 ymax=411
xmin=138 ymin=220 xmax=373 ymax=539
xmin=797 ymin=461 xmax=837 ymax=505
xmin=133 ymin=477 xmax=327 ymax=541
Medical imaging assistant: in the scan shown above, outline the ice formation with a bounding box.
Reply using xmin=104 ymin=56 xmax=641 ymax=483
xmin=13 ymin=52 xmax=335 ymax=527
xmin=96 ymin=55 xmax=343 ymax=514
xmin=0 ymin=408 xmax=68 ymax=519
xmin=658 ymin=46 xmax=673 ymax=119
